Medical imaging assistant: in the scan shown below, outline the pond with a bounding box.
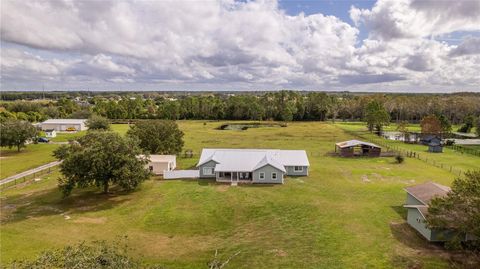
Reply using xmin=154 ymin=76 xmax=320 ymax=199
xmin=218 ymin=122 xmax=287 ymax=130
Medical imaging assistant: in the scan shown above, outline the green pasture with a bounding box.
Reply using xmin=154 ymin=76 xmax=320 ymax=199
xmin=0 ymin=121 xmax=473 ymax=268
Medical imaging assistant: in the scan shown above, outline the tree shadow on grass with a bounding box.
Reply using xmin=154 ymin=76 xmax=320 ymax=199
xmin=389 ymin=221 xmax=444 ymax=251
xmin=390 ymin=205 xmax=407 ymax=219
xmin=1 ymin=186 xmax=132 ymax=224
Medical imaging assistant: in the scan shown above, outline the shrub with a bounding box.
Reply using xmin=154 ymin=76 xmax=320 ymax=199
xmin=395 ymin=154 xmax=404 ymax=164
xmin=445 ymin=139 xmax=455 ymax=146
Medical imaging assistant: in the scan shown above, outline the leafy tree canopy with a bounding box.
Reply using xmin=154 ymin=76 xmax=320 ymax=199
xmin=86 ymin=114 xmax=111 ymax=131
xmin=437 ymin=114 xmax=452 ymax=133
xmin=476 ymin=117 xmax=480 ymax=137
xmin=427 ymin=170 xmax=480 ymax=250
xmin=364 ymin=100 xmax=390 ymax=133
xmin=127 ymin=120 xmax=184 ymax=154
xmin=458 ymin=115 xmax=475 ymax=133
xmin=0 ymin=119 xmax=37 ymax=152
xmin=420 ymin=115 xmax=442 ymax=134
xmin=54 ymin=131 xmax=150 ymax=196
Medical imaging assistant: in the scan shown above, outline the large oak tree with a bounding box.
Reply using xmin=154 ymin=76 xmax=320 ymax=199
xmin=54 ymin=131 xmax=150 ymax=196
xmin=0 ymin=119 xmax=37 ymax=152
xmin=127 ymin=120 xmax=184 ymax=154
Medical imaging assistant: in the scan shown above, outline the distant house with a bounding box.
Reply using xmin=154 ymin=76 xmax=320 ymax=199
xmin=428 ymin=137 xmax=443 ymax=153
xmin=335 ymin=140 xmax=381 ymax=157
xmin=144 ymin=155 xmax=176 ymax=175
xmin=404 ymin=182 xmax=456 ymax=242
xmin=196 ymin=149 xmax=310 ymax=184
xmin=44 ymin=129 xmax=57 ymax=138
xmin=40 ymin=119 xmax=88 ymax=132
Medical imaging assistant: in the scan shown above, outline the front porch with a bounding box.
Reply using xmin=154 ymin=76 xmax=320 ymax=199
xmin=216 ymin=171 xmax=253 ymax=183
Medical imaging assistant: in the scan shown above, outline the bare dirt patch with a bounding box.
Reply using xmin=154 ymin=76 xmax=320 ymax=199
xmin=269 ymin=248 xmax=288 ymax=257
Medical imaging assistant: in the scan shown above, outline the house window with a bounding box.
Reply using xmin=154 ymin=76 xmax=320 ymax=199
xmin=272 ymin=172 xmax=277 ymax=180
xmin=149 ymin=166 xmax=153 ymax=171
xmin=294 ymin=166 xmax=303 ymax=172
xmin=259 ymin=172 xmax=265 ymax=180
xmin=203 ymin=167 xmax=214 ymax=175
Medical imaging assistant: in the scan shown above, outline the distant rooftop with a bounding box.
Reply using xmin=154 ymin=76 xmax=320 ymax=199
xmin=42 ymin=119 xmax=87 ymax=124
xmin=335 ymin=140 xmax=380 ymax=149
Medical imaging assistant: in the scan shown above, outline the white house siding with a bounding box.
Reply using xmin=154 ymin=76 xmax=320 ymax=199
xmin=285 ymin=166 xmax=308 ymax=176
xmin=252 ymin=164 xmax=284 ymax=184
xmin=199 ymin=160 xmax=217 ymax=178
xmin=406 ymin=193 xmax=424 ymax=206
xmin=406 ymin=208 xmax=432 ymax=240
xmin=146 ymin=162 xmax=172 ymax=175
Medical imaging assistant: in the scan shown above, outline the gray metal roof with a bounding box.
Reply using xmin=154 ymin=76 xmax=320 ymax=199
xmin=335 ymin=140 xmax=381 ymax=149
xmin=197 ymin=148 xmax=309 ymax=173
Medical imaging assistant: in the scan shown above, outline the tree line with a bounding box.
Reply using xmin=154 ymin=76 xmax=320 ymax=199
xmin=1 ymin=92 xmax=479 ymax=124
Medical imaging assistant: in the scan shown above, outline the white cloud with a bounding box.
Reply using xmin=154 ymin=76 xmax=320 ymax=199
xmin=449 ymin=36 xmax=480 ymax=57
xmin=0 ymin=0 xmax=479 ymax=92
xmin=350 ymin=0 xmax=480 ymax=40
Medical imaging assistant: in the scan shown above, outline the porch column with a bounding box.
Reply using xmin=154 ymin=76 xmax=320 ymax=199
xmin=230 ymin=172 xmax=233 ymax=182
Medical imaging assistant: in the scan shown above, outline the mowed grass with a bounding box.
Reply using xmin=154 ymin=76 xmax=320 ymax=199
xmin=0 ymin=121 xmax=463 ymax=268
xmin=48 ymin=130 xmax=87 ymax=142
xmin=0 ymin=144 xmax=59 ymax=179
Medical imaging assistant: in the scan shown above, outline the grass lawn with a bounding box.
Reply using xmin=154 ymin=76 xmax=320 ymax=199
xmin=0 ymin=144 xmax=59 ymax=179
xmin=48 ymin=131 xmax=87 ymax=142
xmin=335 ymin=122 xmax=480 ymax=174
xmin=0 ymin=121 xmax=470 ymax=268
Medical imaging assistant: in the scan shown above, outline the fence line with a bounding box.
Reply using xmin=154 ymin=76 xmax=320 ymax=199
xmin=341 ymin=129 xmax=465 ymax=177
xmin=446 ymin=144 xmax=480 ymax=157
xmin=1 ymin=166 xmax=58 ymax=190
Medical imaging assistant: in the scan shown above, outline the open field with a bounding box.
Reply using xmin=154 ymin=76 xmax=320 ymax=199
xmin=0 ymin=121 xmax=472 ymax=268
xmin=335 ymin=122 xmax=480 ymax=174
xmin=0 ymin=144 xmax=59 ymax=179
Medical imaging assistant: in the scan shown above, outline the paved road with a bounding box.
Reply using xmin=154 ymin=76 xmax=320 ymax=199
xmin=0 ymin=161 xmax=62 ymax=186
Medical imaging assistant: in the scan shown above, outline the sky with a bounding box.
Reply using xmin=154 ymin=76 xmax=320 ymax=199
xmin=1 ymin=0 xmax=480 ymax=92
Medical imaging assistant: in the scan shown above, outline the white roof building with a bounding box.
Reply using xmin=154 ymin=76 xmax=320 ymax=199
xmin=197 ymin=149 xmax=310 ymax=184
xmin=40 ymin=119 xmax=88 ymax=131
xmin=140 ymin=155 xmax=176 ymax=175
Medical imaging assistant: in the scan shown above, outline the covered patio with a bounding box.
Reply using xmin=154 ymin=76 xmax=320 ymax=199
xmin=216 ymin=171 xmax=253 ymax=183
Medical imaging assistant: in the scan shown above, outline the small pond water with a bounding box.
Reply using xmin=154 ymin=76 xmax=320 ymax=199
xmin=218 ymin=123 xmax=286 ymax=130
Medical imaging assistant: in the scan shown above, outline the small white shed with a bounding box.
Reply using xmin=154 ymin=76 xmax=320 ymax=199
xmin=145 ymin=155 xmax=176 ymax=175
xmin=45 ymin=129 xmax=57 ymax=138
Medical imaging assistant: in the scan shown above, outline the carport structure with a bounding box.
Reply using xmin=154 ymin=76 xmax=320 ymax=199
xmin=335 ymin=140 xmax=381 ymax=157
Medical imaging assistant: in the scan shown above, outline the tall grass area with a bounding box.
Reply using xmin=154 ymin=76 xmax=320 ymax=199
xmin=0 ymin=121 xmax=466 ymax=268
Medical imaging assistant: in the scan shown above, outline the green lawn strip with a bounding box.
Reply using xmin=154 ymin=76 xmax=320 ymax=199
xmin=48 ymin=131 xmax=87 ymax=142
xmin=0 ymin=121 xmax=458 ymax=268
xmin=0 ymin=144 xmax=59 ymax=180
